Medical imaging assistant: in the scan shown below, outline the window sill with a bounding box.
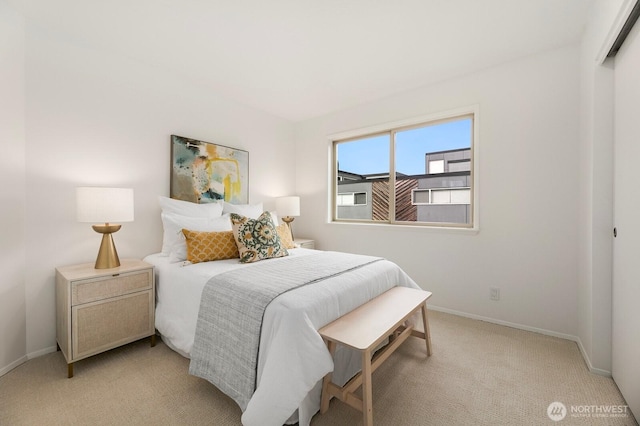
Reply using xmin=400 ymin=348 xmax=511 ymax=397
xmin=328 ymin=220 xmax=479 ymax=236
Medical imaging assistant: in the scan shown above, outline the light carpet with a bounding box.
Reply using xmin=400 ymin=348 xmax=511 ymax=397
xmin=0 ymin=311 xmax=636 ymax=425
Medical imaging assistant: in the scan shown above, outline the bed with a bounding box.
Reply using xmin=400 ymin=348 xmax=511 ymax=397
xmin=145 ymin=197 xmax=422 ymax=426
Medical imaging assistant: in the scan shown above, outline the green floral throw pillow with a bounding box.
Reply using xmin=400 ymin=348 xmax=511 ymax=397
xmin=230 ymin=211 xmax=288 ymax=263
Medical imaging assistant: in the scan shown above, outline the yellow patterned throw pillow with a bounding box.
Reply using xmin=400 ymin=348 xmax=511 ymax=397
xmin=231 ymin=211 xmax=288 ymax=263
xmin=181 ymin=229 xmax=239 ymax=264
xmin=276 ymin=223 xmax=295 ymax=249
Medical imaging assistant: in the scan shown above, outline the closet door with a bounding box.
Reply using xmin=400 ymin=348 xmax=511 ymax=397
xmin=613 ymin=14 xmax=640 ymax=416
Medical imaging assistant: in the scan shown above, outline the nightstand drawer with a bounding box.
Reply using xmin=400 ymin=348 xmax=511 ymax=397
xmin=72 ymin=290 xmax=154 ymax=359
xmin=71 ymin=269 xmax=153 ymax=306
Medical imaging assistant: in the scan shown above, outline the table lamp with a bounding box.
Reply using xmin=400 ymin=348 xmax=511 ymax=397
xmin=276 ymin=196 xmax=300 ymax=240
xmin=76 ymin=187 xmax=134 ymax=269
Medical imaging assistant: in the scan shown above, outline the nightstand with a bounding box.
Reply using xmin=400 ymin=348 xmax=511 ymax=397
xmin=294 ymin=238 xmax=315 ymax=249
xmin=55 ymin=259 xmax=155 ymax=378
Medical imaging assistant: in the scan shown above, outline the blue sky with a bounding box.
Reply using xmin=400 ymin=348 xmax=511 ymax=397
xmin=337 ymin=118 xmax=472 ymax=176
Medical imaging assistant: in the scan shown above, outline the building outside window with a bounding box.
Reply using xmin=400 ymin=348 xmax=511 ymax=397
xmin=333 ymin=109 xmax=476 ymax=228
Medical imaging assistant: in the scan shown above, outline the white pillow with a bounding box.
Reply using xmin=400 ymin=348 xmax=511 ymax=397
xmin=169 ymin=214 xmax=233 ymax=263
xmin=159 ymin=196 xmax=223 ymax=218
xmin=222 ymin=202 xmax=264 ymax=219
xmin=270 ymin=211 xmax=279 ymax=226
xmin=161 ymin=213 xmax=231 ymax=258
xmin=221 ymin=202 xmax=279 ymax=225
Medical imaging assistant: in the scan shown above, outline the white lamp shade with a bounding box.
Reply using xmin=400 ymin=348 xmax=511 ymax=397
xmin=76 ymin=187 xmax=134 ymax=223
xmin=276 ymin=196 xmax=300 ymax=217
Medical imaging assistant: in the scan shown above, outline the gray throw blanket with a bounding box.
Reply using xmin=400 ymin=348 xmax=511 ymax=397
xmin=188 ymin=251 xmax=382 ymax=411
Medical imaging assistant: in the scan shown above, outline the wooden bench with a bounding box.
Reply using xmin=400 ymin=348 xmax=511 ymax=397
xmin=319 ymin=286 xmax=433 ymax=426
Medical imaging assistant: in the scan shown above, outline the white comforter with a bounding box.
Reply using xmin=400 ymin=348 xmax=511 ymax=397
xmin=144 ymin=249 xmax=420 ymax=426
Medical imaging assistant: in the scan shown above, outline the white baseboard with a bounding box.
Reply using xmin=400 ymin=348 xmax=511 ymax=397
xmin=0 ymin=355 xmax=28 ymax=377
xmin=575 ymin=337 xmax=612 ymax=377
xmin=428 ymin=305 xmax=612 ymax=377
xmin=0 ymin=345 xmax=57 ymax=377
xmin=27 ymin=345 xmax=57 ymax=360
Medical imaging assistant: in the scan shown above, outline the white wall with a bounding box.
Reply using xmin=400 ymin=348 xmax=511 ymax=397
xmin=294 ymin=45 xmax=581 ymax=337
xmin=12 ymin=22 xmax=295 ymax=362
xmin=0 ymin=2 xmax=27 ymax=376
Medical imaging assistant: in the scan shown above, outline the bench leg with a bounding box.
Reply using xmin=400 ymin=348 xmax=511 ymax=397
xmin=362 ymin=349 xmax=373 ymax=426
xmin=421 ymin=304 xmax=432 ymax=356
xmin=321 ymin=340 xmax=337 ymax=414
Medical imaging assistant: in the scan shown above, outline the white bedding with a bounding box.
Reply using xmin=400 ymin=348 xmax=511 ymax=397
xmin=144 ymin=248 xmax=420 ymax=426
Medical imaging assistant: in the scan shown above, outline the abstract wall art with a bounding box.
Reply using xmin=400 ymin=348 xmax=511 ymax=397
xmin=170 ymin=135 xmax=249 ymax=204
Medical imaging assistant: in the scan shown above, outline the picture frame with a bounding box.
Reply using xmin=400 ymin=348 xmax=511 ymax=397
xmin=170 ymin=135 xmax=249 ymax=204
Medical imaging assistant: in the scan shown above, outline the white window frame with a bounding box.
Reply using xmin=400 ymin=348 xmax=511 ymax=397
xmin=329 ymin=104 xmax=479 ymax=231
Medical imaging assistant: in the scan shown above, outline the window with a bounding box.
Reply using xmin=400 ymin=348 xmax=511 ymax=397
xmin=428 ymin=160 xmax=444 ymax=174
xmin=412 ymin=188 xmax=471 ymax=205
xmin=448 ymin=159 xmax=470 ymax=173
xmin=337 ymin=192 xmax=367 ymax=206
xmin=332 ymin=108 xmax=476 ymax=228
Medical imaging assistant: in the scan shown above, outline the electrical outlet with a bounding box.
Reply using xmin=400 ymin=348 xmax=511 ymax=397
xmin=490 ymin=287 xmax=500 ymax=301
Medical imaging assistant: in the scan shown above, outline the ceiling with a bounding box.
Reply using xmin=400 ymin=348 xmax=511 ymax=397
xmin=8 ymin=0 xmax=593 ymax=122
